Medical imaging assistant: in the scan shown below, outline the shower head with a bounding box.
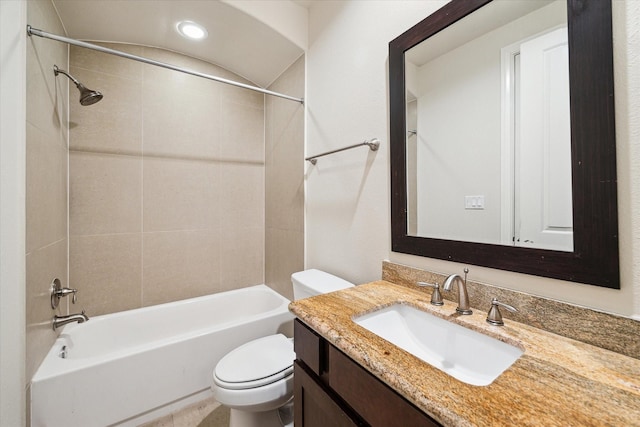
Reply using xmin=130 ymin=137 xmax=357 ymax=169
xmin=76 ymin=83 xmax=103 ymax=106
xmin=53 ymin=65 xmax=103 ymax=106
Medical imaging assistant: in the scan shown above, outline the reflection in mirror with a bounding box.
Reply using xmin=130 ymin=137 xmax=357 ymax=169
xmin=404 ymin=0 xmax=572 ymax=252
xmin=389 ymin=0 xmax=619 ymax=288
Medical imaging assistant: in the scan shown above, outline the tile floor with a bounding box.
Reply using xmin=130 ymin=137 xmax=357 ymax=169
xmin=140 ymin=398 xmax=230 ymax=427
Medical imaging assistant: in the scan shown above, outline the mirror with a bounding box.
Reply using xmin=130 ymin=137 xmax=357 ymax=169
xmin=406 ymin=1 xmax=572 ymax=251
xmin=390 ymin=0 xmax=619 ymax=288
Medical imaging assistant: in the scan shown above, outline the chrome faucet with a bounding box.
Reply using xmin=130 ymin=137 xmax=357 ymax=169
xmin=416 ymin=282 xmax=444 ymax=306
xmin=486 ymin=298 xmax=518 ymax=326
xmin=53 ymin=310 xmax=89 ymax=330
xmin=442 ymin=268 xmax=472 ymax=315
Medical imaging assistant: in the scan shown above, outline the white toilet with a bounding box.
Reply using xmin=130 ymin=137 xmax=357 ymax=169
xmin=211 ymin=269 xmax=354 ymax=427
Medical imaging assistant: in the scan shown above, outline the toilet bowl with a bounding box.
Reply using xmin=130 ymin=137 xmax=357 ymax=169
xmin=211 ymin=269 xmax=354 ymax=427
xmin=213 ymin=334 xmax=294 ymax=411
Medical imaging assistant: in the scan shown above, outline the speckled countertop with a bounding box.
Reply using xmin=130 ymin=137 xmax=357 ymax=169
xmin=289 ymin=281 xmax=640 ymax=427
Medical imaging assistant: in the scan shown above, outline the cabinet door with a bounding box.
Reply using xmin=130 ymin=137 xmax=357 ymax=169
xmin=294 ymin=362 xmax=363 ymax=427
xmin=329 ymin=347 xmax=441 ymax=427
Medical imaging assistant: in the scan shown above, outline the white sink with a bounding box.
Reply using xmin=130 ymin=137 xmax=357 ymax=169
xmin=353 ymin=304 xmax=523 ymax=386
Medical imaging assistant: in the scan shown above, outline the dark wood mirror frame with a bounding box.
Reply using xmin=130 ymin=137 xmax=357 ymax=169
xmin=390 ymin=0 xmax=619 ymax=288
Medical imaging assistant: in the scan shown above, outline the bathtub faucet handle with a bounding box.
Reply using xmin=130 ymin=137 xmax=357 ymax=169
xmin=50 ymin=278 xmax=79 ymax=308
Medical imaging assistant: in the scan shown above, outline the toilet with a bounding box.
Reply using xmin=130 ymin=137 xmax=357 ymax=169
xmin=211 ymin=269 xmax=354 ymax=427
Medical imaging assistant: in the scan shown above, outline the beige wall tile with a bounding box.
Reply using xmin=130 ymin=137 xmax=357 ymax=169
xmin=266 ymin=228 xmax=303 ymax=301
xmin=70 ymin=43 xmax=144 ymax=81
xmin=265 ymin=58 xmax=305 ymax=149
xmin=219 ymin=102 xmax=265 ymax=162
xmin=26 ymin=239 xmax=67 ymax=381
xmin=26 ymin=0 xmax=69 ymax=138
xmin=219 ymin=163 xmax=264 ymax=230
xmin=25 ymin=51 xmax=68 ymax=145
xmin=220 ymin=82 xmax=265 ymax=109
xmin=142 ymin=230 xmax=221 ymax=306
xmin=266 ymin=97 xmax=304 ymax=160
xmin=265 ymin=57 xmax=304 ymax=124
xmin=265 ymin=56 xmax=304 ymax=161
xmin=141 ymin=47 xmax=227 ymax=96
xmin=70 ymin=151 xmax=142 ymax=235
xmin=67 ymin=43 xmax=277 ymax=318
xmin=26 ymin=0 xmax=69 ymax=387
xmin=264 ymin=55 xmax=305 ymax=299
xmin=69 ymin=66 xmax=143 ymax=155
xmin=219 ymin=225 xmax=265 ymax=292
xmin=26 ymin=41 xmax=55 ymax=133
xmin=142 ymin=86 xmax=220 ymax=160
xmin=265 ymin=103 xmax=304 ymax=157
xmin=26 ymin=123 xmax=67 ymax=253
xmin=69 ymin=234 xmax=143 ymax=316
xmin=27 ymin=0 xmax=66 ymax=38
xmin=143 ymin=157 xmax=220 ymax=232
xmin=265 ymin=147 xmax=304 ymax=232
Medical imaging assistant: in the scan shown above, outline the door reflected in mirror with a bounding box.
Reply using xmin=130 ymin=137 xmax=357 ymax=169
xmin=405 ymin=0 xmax=573 ymax=252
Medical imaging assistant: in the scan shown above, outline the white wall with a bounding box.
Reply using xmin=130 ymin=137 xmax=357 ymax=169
xmin=616 ymin=0 xmax=640 ymax=320
xmin=305 ymin=0 xmax=446 ymax=284
xmin=306 ymin=0 xmax=640 ymax=318
xmin=415 ymin=31 xmax=502 ymax=242
xmin=414 ymin=2 xmax=566 ymax=244
xmin=0 ymin=1 xmax=27 ymax=425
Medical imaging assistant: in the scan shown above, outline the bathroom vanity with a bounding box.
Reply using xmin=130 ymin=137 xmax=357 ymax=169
xmin=294 ymin=319 xmax=439 ymax=426
xmin=290 ymin=280 xmax=640 ymax=426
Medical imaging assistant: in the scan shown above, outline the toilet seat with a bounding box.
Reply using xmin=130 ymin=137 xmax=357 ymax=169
xmin=214 ymin=334 xmax=294 ymax=390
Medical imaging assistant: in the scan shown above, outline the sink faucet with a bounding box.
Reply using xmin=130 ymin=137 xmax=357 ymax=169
xmin=53 ymin=310 xmax=89 ymax=330
xmin=442 ymin=268 xmax=472 ymax=315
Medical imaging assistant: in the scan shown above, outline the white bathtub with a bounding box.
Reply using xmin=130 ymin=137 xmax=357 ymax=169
xmin=30 ymin=285 xmax=294 ymax=427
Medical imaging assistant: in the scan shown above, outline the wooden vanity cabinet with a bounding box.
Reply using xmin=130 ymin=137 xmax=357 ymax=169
xmin=293 ymin=319 xmax=441 ymax=427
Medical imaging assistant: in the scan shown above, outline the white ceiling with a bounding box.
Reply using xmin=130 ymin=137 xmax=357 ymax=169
xmin=52 ymin=0 xmax=305 ymax=87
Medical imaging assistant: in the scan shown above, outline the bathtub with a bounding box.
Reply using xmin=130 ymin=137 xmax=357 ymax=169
xmin=30 ymin=285 xmax=294 ymax=427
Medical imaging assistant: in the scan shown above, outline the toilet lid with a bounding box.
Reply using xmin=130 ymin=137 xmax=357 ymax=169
xmin=214 ymin=334 xmax=295 ymax=390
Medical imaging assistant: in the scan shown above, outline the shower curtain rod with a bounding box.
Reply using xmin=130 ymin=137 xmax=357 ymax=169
xmin=26 ymin=25 xmax=304 ymax=104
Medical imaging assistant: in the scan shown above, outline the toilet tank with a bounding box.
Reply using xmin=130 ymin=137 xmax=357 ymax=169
xmin=291 ymin=269 xmax=355 ymax=300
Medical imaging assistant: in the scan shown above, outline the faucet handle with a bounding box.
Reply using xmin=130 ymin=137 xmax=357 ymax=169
xmin=50 ymin=278 xmax=78 ymax=308
xmin=486 ymin=298 xmax=518 ymax=326
xmin=417 ymin=282 xmax=444 ymax=306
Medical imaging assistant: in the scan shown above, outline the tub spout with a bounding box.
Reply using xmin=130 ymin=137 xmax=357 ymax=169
xmin=53 ymin=310 xmax=89 ymax=330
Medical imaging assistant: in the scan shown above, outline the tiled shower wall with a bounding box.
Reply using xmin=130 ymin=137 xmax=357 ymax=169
xmin=265 ymin=56 xmax=305 ymax=300
xmin=69 ymin=44 xmax=267 ymax=316
xmin=25 ymin=0 xmax=69 ymax=383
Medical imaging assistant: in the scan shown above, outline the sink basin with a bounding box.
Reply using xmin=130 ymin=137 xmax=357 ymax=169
xmin=353 ymin=304 xmax=523 ymax=386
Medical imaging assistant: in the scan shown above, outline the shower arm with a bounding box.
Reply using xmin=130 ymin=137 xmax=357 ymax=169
xmin=27 ymin=25 xmax=304 ymax=104
xmin=53 ymin=65 xmax=80 ymax=87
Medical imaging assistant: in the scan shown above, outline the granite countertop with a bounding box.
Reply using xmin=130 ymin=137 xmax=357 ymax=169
xmin=289 ymin=281 xmax=640 ymax=427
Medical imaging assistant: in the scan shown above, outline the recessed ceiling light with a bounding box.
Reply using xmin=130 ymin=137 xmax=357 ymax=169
xmin=176 ymin=21 xmax=208 ymax=40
